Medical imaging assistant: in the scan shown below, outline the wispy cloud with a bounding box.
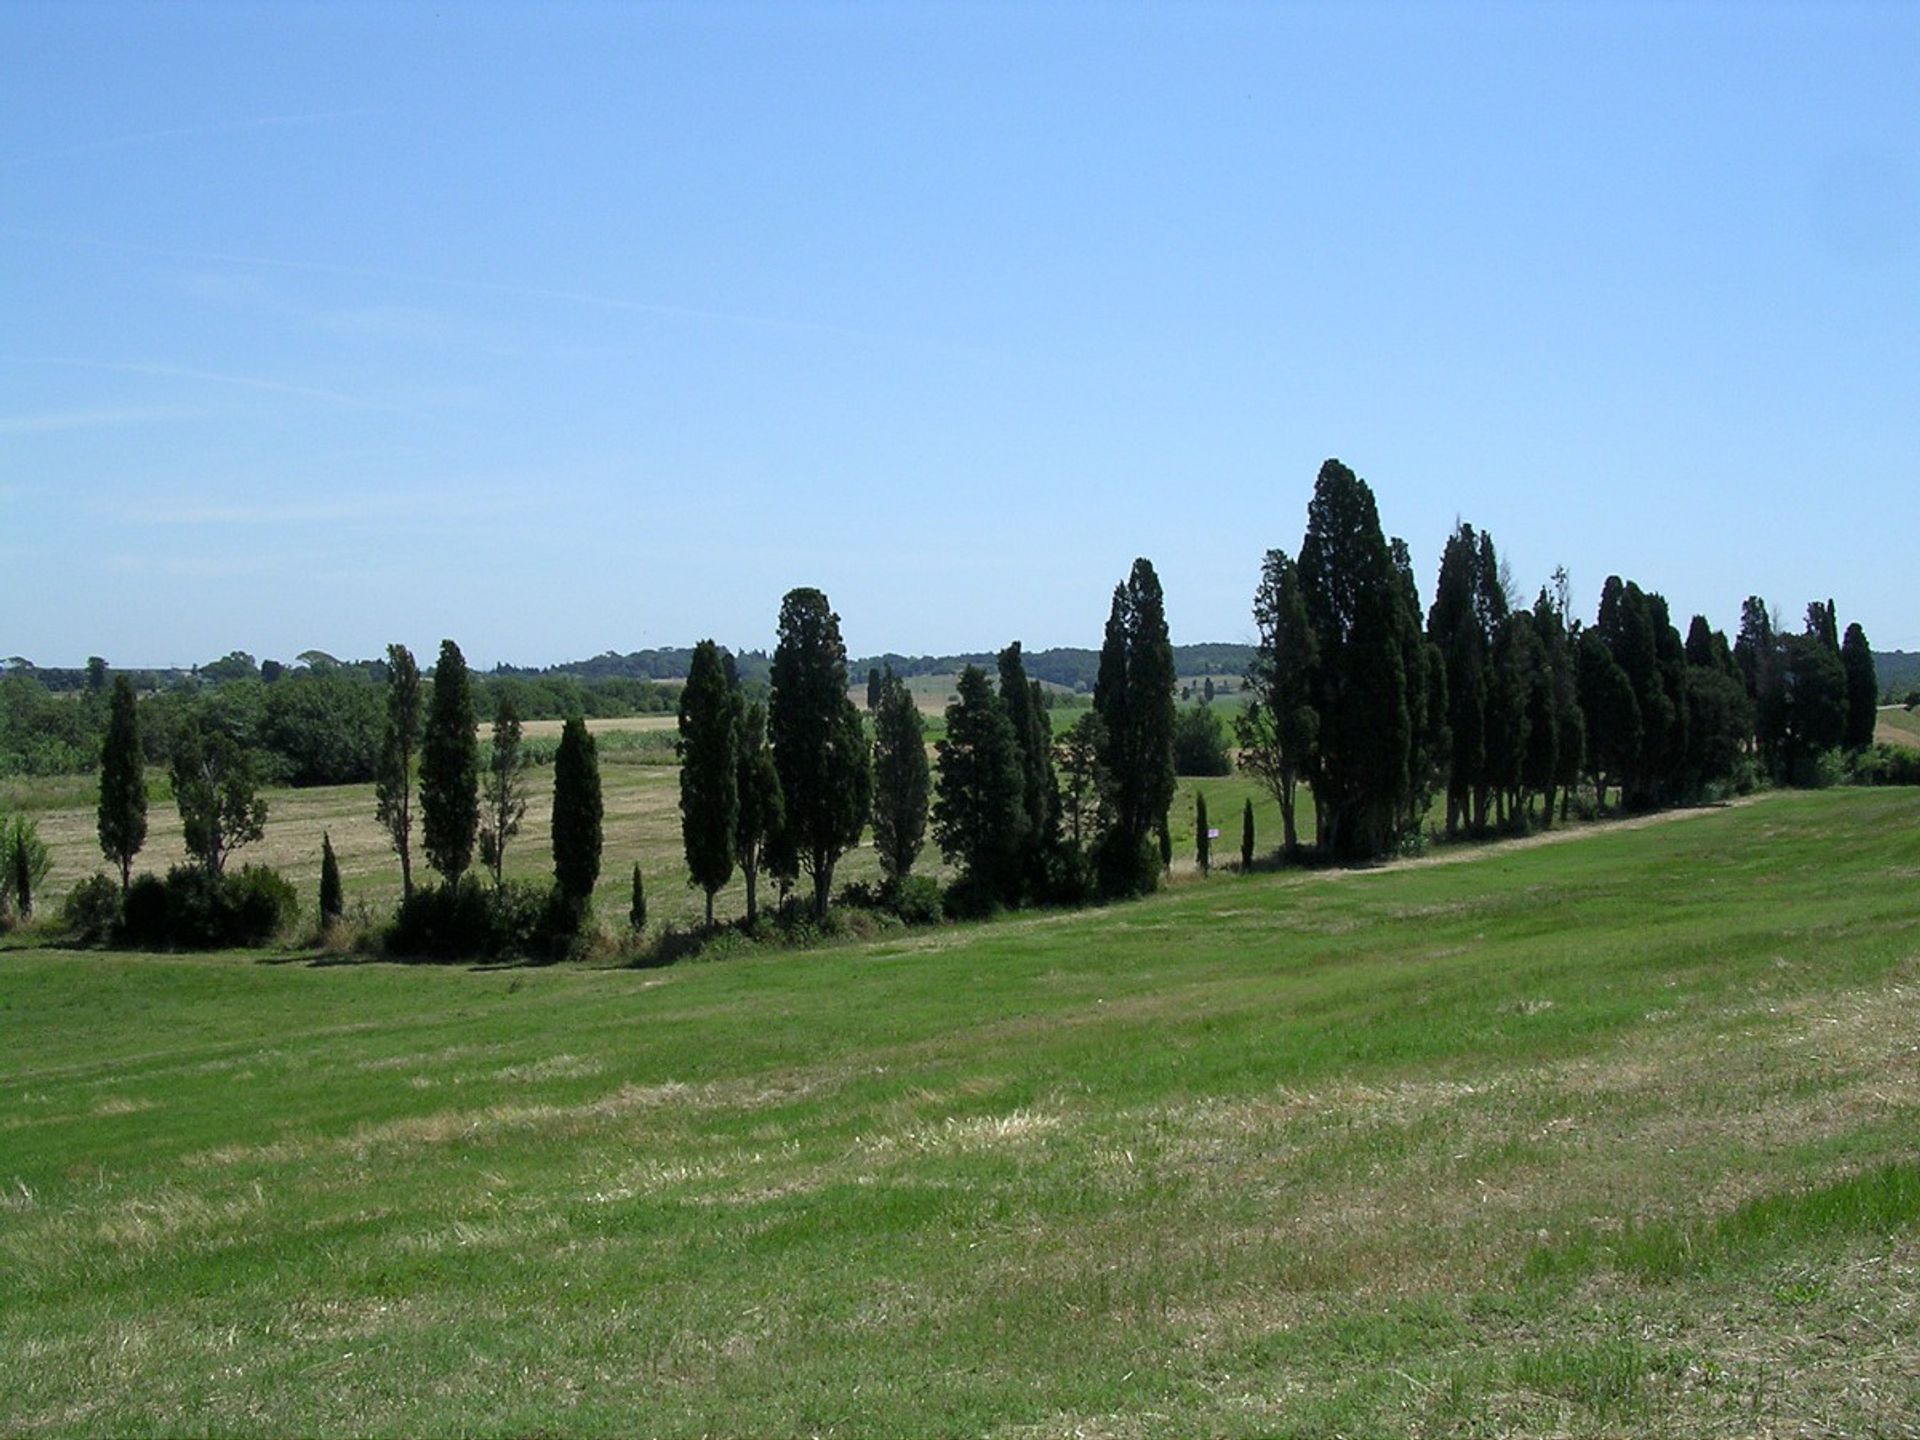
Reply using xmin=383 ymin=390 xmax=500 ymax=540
xmin=0 ymin=356 xmax=397 ymax=411
xmin=0 ymin=225 xmax=916 ymax=348
xmin=0 ymin=405 xmax=202 ymax=436
xmin=105 ymin=493 xmax=420 ymax=527
xmin=1 ymin=109 xmax=378 ymax=169
xmin=183 ymin=272 xmax=456 ymax=344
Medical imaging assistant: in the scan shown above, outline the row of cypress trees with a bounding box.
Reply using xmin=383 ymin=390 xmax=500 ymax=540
xmin=675 ymin=562 xmax=1184 ymax=931
xmin=1240 ymin=458 xmax=1882 ymax=865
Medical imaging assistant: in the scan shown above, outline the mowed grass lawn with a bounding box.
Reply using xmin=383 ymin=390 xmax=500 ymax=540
xmin=4 ymin=788 xmax=1919 ymax=1436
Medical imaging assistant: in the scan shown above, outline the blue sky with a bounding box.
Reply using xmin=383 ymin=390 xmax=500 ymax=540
xmin=3 ymin=1 xmax=1915 ymax=668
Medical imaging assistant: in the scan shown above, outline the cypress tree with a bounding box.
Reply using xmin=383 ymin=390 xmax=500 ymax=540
xmin=1092 ymin=559 xmax=1176 ymax=893
xmin=932 ymin=666 xmax=1027 ymax=904
xmin=1241 ymin=797 xmax=1255 ymax=871
xmin=866 ymin=666 xmax=883 ymax=711
xmin=420 ymin=639 xmax=479 ymax=885
xmin=629 ymin=862 xmax=647 ymax=933
xmin=479 ymin=692 xmax=527 ymax=886
xmin=374 ymin=644 xmax=422 ymax=899
xmin=1195 ymin=791 xmax=1210 ymax=875
xmin=1298 ymin=459 xmax=1411 ymax=860
xmin=678 ymin=639 xmax=738 ymax=931
xmin=870 ymin=669 xmax=929 ymax=885
xmin=319 ymin=831 xmax=343 ymax=922
xmin=96 ymin=673 xmax=147 ymax=894
xmin=734 ymin=696 xmax=784 ymax=926
xmin=768 ymin=588 xmax=872 ymax=920
xmin=1841 ymin=622 xmax=1878 ymax=752
xmin=551 ymin=715 xmax=603 ymax=908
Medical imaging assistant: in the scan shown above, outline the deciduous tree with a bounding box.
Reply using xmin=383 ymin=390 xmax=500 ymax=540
xmin=1239 ymin=547 xmax=1317 ymax=858
xmin=374 ymin=644 xmax=422 ymax=899
xmin=171 ymin=724 xmax=267 ymax=876
xmin=479 ymin=693 xmax=528 ymax=886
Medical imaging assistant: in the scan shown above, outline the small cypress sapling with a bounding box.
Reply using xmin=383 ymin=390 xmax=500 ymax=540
xmin=1241 ymin=798 xmax=1255 ymax=872
xmin=12 ymin=826 xmax=32 ymax=919
xmin=1195 ymin=791 xmax=1210 ymax=876
xmin=629 ymin=862 xmax=647 ymax=933
xmin=319 ymin=831 xmax=343 ymax=923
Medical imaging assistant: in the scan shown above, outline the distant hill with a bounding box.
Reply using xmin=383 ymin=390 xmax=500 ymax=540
xmin=498 ymin=644 xmax=1257 ymax=692
xmin=1876 ymin=651 xmax=1920 ymax=700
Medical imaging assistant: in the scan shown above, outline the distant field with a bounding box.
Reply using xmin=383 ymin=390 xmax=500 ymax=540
xmin=11 ymin=759 xmax=1297 ymax=936
xmin=1877 ymin=704 xmax=1920 ymax=749
xmin=4 ymin=788 xmax=1917 ymax=1435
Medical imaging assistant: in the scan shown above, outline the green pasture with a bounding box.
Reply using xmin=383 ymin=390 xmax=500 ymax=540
xmin=4 ymin=788 xmax=1918 ymax=1435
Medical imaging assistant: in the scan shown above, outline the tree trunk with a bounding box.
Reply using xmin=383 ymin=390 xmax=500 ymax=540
xmin=704 ymin=889 xmax=714 ymax=933
xmin=743 ymin=860 xmax=759 ymax=926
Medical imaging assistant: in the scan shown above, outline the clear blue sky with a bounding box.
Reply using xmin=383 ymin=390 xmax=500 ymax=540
xmin=4 ymin=1 xmax=1915 ymax=668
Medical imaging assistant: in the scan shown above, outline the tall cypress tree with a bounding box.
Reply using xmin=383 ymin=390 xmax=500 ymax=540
xmin=1195 ymin=791 xmax=1210 ymax=875
xmin=769 ymin=588 xmax=872 ymax=920
xmin=629 ymin=862 xmax=647 ymax=933
xmin=420 ymin=639 xmax=479 ymax=885
xmin=1298 ymin=459 xmax=1410 ymax=860
xmin=998 ymin=642 xmax=1057 ymax=897
xmin=375 ymin=644 xmax=422 ymax=899
xmin=870 ymin=669 xmax=929 ymax=885
xmin=1092 ymin=559 xmax=1176 ymax=893
xmin=1241 ymin=797 xmax=1255 ymax=871
xmin=678 ymin=639 xmax=738 ymax=931
xmin=1841 ymin=622 xmax=1878 ymax=752
xmin=96 ymin=673 xmax=146 ymax=894
xmin=551 ymin=715 xmax=603 ymax=908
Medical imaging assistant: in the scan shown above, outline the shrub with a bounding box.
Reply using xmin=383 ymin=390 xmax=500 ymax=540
xmin=122 ymin=873 xmax=170 ymax=946
xmin=1171 ymin=705 xmax=1232 ymax=777
xmin=892 ymin=874 xmax=945 ymax=926
xmin=1853 ymin=744 xmax=1920 ymax=787
xmin=117 ymin=864 xmax=298 ymax=949
xmin=386 ymin=876 xmax=562 ymax=962
xmin=62 ymin=874 xmax=121 ymax=943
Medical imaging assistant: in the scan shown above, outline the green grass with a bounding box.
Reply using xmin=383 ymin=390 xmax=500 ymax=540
xmin=4 ymin=788 xmax=1919 ymax=1435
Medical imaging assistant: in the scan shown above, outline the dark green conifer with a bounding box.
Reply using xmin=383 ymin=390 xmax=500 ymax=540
xmin=629 ymin=862 xmax=647 ymax=933
xmin=1241 ymin=797 xmax=1255 ymax=871
xmin=551 ymin=716 xmax=603 ymax=908
xmin=1195 ymin=791 xmax=1210 ymax=875
xmin=96 ymin=673 xmax=147 ymax=894
xmin=932 ymin=666 xmax=1026 ymax=903
xmin=319 ymin=831 xmax=344 ymax=922
xmin=678 ymin=640 xmax=738 ymax=931
xmin=768 ymin=588 xmax=872 ymax=919
xmin=420 ymin=639 xmax=479 ymax=884
xmin=870 ymin=669 xmax=929 ymax=884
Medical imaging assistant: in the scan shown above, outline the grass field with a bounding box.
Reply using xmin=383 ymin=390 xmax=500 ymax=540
xmin=1878 ymin=704 xmax=1920 ymax=750
xmin=4 ymin=788 xmax=1918 ymax=1435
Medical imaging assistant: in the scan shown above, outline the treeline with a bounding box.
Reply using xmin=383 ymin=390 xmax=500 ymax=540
xmin=850 ymin=643 xmax=1248 ymax=692
xmin=1236 ymin=459 xmax=1898 ymax=864
xmin=0 ymin=657 xmax=676 ymax=781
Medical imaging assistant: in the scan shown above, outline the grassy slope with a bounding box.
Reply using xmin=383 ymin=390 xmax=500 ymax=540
xmin=3 ymin=788 xmax=1918 ymax=1436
